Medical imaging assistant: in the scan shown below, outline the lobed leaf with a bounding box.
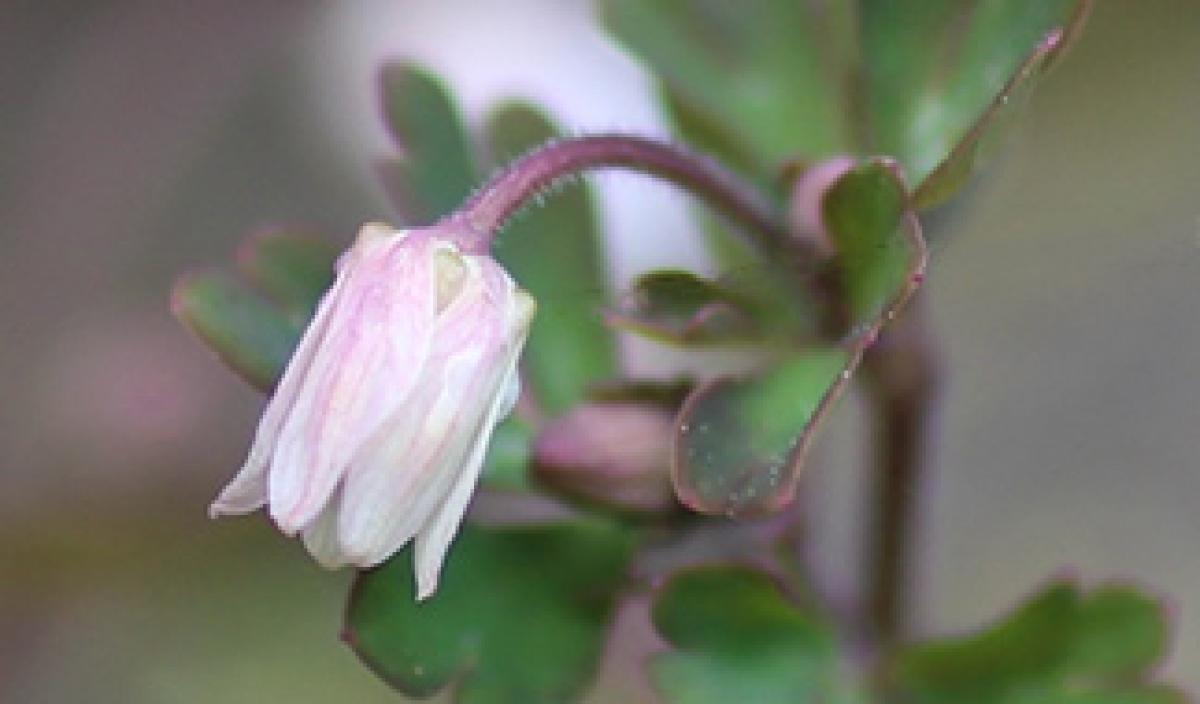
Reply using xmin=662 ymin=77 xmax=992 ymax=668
xmin=823 ymin=158 xmax=924 ymax=327
xmin=171 ymin=271 xmax=300 ymax=391
xmin=236 ymin=230 xmax=337 ymax=320
xmin=673 ymin=349 xmax=850 ymax=516
xmin=886 ymin=581 xmax=1181 ymax=704
xmin=853 ymin=0 xmax=1092 ymax=207
xmin=345 ymin=523 xmax=634 ymax=704
xmin=378 ymin=62 xmax=479 ymax=224
xmin=673 ymin=160 xmax=926 ymax=516
xmin=602 ymin=0 xmax=850 ymax=187
xmin=605 ymin=0 xmax=1091 ymax=211
xmin=910 ymin=3 xmax=1092 ymax=209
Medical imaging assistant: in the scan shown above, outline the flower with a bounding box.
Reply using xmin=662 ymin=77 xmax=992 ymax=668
xmin=210 ymin=223 xmax=535 ymax=599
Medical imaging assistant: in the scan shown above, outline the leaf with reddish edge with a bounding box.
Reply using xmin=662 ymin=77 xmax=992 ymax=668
xmin=170 ymin=271 xmax=300 ymax=392
xmin=912 ymin=7 xmax=1091 ymax=209
xmin=673 ymin=349 xmax=851 ymax=516
xmin=236 ymin=230 xmax=337 ymax=320
xmin=672 ymin=160 xmax=926 ymax=516
xmin=859 ymin=0 xmax=1094 ymax=209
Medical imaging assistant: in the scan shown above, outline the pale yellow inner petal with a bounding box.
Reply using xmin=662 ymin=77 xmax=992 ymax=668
xmin=434 ymin=249 xmax=467 ymax=313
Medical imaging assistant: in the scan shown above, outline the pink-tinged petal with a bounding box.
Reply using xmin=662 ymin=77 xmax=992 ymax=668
xmin=336 ymin=256 xmax=533 ymax=569
xmin=209 ymin=270 xmax=349 ymax=518
xmin=337 ymin=347 xmax=490 ymax=566
xmin=494 ymin=359 xmax=521 ymax=420
xmin=414 ymin=355 xmax=523 ymax=600
xmin=269 ymin=234 xmax=437 ymax=534
xmin=335 ymin=262 xmax=504 ymax=563
xmin=301 ymin=487 xmax=350 ymax=569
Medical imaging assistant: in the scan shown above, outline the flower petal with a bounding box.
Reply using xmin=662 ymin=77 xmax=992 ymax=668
xmin=414 ymin=351 xmax=523 ymax=600
xmin=209 ymin=270 xmax=348 ymax=518
xmin=337 ymin=347 xmax=489 ymax=565
xmin=335 ymin=262 xmax=506 ymax=563
xmin=335 ymin=258 xmax=534 ymax=570
xmin=269 ymin=234 xmax=437 ymax=534
xmin=301 ymin=486 xmax=350 ymax=569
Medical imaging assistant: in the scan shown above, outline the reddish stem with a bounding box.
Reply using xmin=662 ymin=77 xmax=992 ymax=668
xmin=440 ymin=134 xmax=797 ymax=258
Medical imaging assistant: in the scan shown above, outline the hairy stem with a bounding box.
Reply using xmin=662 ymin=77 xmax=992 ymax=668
xmin=441 ymin=134 xmax=797 ymax=258
xmin=862 ymin=296 xmax=940 ymax=645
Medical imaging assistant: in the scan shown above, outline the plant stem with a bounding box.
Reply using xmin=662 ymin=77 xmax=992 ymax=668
xmin=441 ymin=134 xmax=797 ymax=258
xmin=862 ymin=296 xmax=940 ymax=646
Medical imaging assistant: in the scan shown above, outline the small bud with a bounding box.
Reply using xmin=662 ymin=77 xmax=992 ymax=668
xmin=787 ymin=156 xmax=856 ymax=254
xmin=533 ymin=402 xmax=678 ymax=515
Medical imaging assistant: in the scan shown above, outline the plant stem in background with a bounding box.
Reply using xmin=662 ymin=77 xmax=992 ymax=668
xmin=862 ymin=297 xmax=940 ymax=645
xmin=441 ymin=134 xmax=797 ymax=259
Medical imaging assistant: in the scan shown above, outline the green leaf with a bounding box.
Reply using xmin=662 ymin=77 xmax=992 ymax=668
xmin=860 ymin=0 xmax=1092 ymax=206
xmin=602 ymin=0 xmax=850 ymax=186
xmin=823 ymin=159 xmax=925 ymax=326
xmin=650 ymin=566 xmax=854 ymax=703
xmin=1009 ymin=689 xmax=1189 ymax=704
xmin=673 ymin=160 xmax=926 ymax=516
xmin=1068 ymin=586 xmax=1171 ymax=679
xmin=483 ymin=101 xmax=617 ymax=414
xmin=886 ymin=581 xmax=1180 ymax=704
xmin=481 ymin=416 xmax=534 ymax=490
xmin=236 ymin=231 xmax=337 ymax=320
xmin=607 ymin=269 xmax=763 ymax=346
xmin=673 ymin=349 xmax=849 ymax=516
xmin=345 ymin=522 xmax=634 ymax=703
xmin=605 ymin=0 xmax=1090 ymax=210
xmin=378 ymin=62 xmax=478 ymax=224
xmin=171 ymin=271 xmax=299 ymax=391
xmin=659 ymin=84 xmax=765 ymax=185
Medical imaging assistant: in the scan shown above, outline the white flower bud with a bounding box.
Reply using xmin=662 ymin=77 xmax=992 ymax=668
xmin=211 ymin=223 xmax=535 ymax=599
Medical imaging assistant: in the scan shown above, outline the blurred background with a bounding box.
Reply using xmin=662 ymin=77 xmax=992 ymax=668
xmin=1 ymin=1 xmax=1197 ymax=701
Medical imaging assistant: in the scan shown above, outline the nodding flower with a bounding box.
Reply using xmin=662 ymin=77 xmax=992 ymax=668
xmin=210 ymin=222 xmax=535 ymax=600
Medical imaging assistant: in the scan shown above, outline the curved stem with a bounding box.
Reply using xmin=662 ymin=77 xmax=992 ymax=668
xmin=439 ymin=134 xmax=797 ymax=258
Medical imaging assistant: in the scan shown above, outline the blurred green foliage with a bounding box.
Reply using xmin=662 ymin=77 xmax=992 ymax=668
xmin=886 ymin=582 xmax=1184 ymax=703
xmin=171 ymin=271 xmax=300 ymax=391
xmin=650 ymin=566 xmax=858 ymax=703
xmin=604 ymin=0 xmax=1087 ymax=208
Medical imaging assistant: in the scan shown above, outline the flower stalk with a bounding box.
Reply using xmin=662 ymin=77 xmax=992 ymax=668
xmin=439 ymin=134 xmax=797 ymax=259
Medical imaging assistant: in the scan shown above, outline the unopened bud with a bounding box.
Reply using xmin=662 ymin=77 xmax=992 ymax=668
xmin=533 ymin=402 xmax=677 ymax=514
xmin=788 ymin=156 xmax=856 ymax=254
